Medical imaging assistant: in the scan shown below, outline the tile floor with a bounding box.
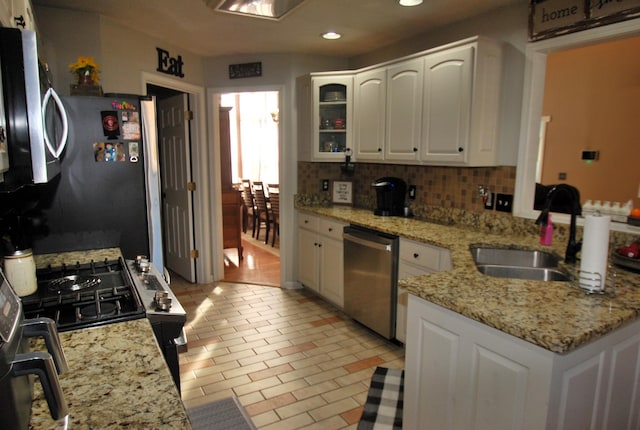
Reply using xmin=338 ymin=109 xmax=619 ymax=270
xmin=172 ymin=278 xmax=405 ymax=429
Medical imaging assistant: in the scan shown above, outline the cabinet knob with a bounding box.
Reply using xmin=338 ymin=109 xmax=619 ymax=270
xmin=304 ymin=220 xmax=309 ymax=224
xmin=413 ymin=253 xmax=419 ymax=259
xmin=458 ymin=147 xmax=464 ymax=152
xmin=413 ymin=147 xmax=418 ymax=152
xmin=318 ymin=243 xmax=322 ymax=248
xmin=328 ymin=228 xmax=333 ymax=232
xmin=378 ymin=148 xmax=382 ymax=152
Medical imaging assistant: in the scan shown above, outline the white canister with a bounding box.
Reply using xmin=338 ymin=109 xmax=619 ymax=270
xmin=3 ymin=249 xmax=37 ymax=297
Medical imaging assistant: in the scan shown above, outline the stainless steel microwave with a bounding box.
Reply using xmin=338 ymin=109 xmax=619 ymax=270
xmin=0 ymin=28 xmax=68 ymax=193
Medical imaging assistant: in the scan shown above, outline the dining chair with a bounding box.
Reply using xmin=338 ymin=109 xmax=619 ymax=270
xmin=252 ymin=181 xmax=273 ymax=244
xmin=240 ymin=178 xmax=257 ymax=236
xmin=267 ymin=184 xmax=279 ymax=247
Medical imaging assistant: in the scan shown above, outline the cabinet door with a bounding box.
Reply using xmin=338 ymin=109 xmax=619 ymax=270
xmin=353 ymin=68 xmax=386 ymax=161
xmin=319 ymin=235 xmax=344 ymax=307
xmin=404 ymin=296 xmax=460 ymax=430
xmin=421 ymin=45 xmax=473 ymax=164
xmin=385 ymin=58 xmax=423 ymax=162
xmin=298 ymin=227 xmax=319 ymax=292
xmin=312 ymin=76 xmax=353 ymax=161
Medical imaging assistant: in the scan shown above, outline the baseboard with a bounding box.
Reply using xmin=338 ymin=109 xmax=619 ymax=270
xmin=282 ymin=280 xmax=303 ymax=290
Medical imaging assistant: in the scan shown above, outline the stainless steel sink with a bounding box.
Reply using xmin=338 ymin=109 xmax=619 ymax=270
xmin=470 ymin=246 xmax=560 ymax=268
xmin=470 ymin=246 xmax=572 ymax=282
xmin=475 ymin=264 xmax=572 ymax=282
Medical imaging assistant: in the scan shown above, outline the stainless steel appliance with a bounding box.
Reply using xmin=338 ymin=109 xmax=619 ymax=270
xmin=343 ymin=225 xmax=399 ymax=339
xmin=20 ymin=256 xmax=187 ymax=391
xmin=0 ymin=28 xmax=68 ymax=192
xmin=0 ymin=268 xmax=68 ymax=430
xmin=373 ymin=177 xmax=407 ymax=216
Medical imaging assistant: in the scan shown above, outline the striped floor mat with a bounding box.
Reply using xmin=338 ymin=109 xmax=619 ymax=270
xmin=358 ymin=367 xmax=404 ymax=430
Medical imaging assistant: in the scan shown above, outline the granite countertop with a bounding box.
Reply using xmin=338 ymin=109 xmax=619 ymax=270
xmin=29 ymin=248 xmax=191 ymax=429
xmin=29 ymin=319 xmax=192 ymax=429
xmin=33 ymin=247 xmax=124 ymax=268
xmin=296 ymin=205 xmax=640 ymax=354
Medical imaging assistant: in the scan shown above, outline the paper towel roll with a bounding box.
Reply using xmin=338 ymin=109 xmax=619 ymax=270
xmin=579 ymin=214 xmax=610 ymax=292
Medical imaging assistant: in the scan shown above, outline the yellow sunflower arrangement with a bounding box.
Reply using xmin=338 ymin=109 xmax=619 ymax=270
xmin=69 ymin=56 xmax=100 ymax=84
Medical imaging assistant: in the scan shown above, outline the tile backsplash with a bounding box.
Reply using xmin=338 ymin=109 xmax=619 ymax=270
xmin=297 ymin=162 xmax=516 ymax=212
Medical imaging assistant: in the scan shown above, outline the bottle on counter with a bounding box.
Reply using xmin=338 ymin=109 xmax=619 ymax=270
xmin=540 ymin=214 xmax=553 ymax=246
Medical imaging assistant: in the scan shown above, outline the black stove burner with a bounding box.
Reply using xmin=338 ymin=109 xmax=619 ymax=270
xmin=21 ymin=258 xmax=145 ymax=331
xmin=48 ymin=275 xmax=101 ymax=292
xmin=79 ymin=300 xmax=117 ymax=320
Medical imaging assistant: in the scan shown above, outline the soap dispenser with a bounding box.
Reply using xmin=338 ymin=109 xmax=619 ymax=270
xmin=540 ymin=214 xmax=553 ymax=246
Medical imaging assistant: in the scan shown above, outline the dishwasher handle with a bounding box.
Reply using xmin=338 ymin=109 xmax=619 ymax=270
xmin=343 ymin=232 xmax=393 ymax=252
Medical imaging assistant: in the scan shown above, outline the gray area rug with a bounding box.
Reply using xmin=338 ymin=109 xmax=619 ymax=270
xmin=187 ymin=396 xmax=257 ymax=430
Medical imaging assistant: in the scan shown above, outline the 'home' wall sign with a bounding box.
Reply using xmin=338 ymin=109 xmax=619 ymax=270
xmin=530 ymin=0 xmax=640 ymax=41
xmin=156 ymin=47 xmax=184 ymax=78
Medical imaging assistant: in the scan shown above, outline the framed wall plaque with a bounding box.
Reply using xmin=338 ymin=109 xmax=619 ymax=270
xmin=228 ymin=62 xmax=262 ymax=79
xmin=332 ymin=181 xmax=353 ymax=205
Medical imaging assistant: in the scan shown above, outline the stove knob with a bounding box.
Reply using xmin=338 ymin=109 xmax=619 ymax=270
xmin=156 ymin=296 xmax=172 ymax=311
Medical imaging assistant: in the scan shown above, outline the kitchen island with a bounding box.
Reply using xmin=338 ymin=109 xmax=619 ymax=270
xmin=296 ymin=204 xmax=640 ymax=429
xmin=29 ymin=318 xmax=192 ymax=429
xmin=296 ymin=205 xmax=640 ymax=352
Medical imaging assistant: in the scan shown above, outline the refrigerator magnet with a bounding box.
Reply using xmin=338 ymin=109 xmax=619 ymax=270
xmin=101 ymin=110 xmax=120 ymax=139
xmin=129 ymin=142 xmax=139 ymax=163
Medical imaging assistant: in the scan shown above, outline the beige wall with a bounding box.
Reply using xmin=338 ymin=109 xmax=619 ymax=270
xmin=35 ymin=6 xmax=206 ymax=96
xmin=541 ymin=36 xmax=640 ymax=204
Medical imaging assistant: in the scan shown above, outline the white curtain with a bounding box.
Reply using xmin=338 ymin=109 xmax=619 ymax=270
xmin=221 ymin=91 xmax=279 ymax=186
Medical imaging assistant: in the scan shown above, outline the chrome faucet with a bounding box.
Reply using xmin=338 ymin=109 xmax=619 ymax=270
xmin=535 ymin=184 xmax=582 ymax=264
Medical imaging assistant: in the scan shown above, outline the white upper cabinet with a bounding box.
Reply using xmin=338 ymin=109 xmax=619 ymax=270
xmin=421 ymin=38 xmax=503 ymax=166
xmin=385 ymin=58 xmax=423 ymax=162
xmin=353 ymin=68 xmax=386 ymax=161
xmin=297 ymin=36 xmax=503 ymax=166
xmin=297 ymin=73 xmax=353 ymax=162
xmin=354 ymin=58 xmax=423 ymax=163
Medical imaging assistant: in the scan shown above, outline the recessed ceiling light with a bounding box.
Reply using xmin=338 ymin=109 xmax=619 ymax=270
xmin=399 ymin=0 xmax=423 ymax=6
xmin=322 ymin=31 xmax=341 ymax=40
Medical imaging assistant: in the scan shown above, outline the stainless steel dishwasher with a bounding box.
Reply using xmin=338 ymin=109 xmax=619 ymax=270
xmin=343 ymin=225 xmax=399 ymax=340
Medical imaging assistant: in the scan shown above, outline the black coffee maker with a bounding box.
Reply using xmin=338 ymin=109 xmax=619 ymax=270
xmin=372 ymin=177 xmax=407 ymax=216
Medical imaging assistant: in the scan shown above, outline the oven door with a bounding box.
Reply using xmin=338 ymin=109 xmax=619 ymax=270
xmin=0 ymin=28 xmax=68 ymax=192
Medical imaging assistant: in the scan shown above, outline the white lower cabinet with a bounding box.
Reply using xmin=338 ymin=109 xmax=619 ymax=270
xmin=297 ymin=212 xmax=347 ymax=307
xmin=404 ymin=294 xmax=640 ymax=430
xmin=396 ymin=239 xmax=451 ymax=344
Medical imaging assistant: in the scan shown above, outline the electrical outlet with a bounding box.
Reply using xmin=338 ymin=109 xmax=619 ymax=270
xmin=408 ymin=185 xmax=416 ymax=200
xmin=322 ymin=179 xmax=329 ymax=191
xmin=484 ymin=192 xmax=494 ymax=210
xmin=496 ymin=193 xmax=513 ymax=213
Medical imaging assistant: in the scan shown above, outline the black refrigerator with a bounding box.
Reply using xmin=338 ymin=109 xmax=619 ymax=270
xmin=31 ymin=95 xmax=164 ymax=267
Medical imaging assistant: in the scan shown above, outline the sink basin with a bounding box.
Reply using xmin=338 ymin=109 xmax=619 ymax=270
xmin=470 ymin=246 xmax=560 ymax=268
xmin=470 ymin=246 xmax=572 ymax=282
xmin=475 ymin=264 xmax=572 ymax=282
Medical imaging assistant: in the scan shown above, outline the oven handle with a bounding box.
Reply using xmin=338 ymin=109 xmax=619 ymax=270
xmin=22 ymin=317 xmax=69 ymax=374
xmin=12 ymin=351 xmax=69 ymax=420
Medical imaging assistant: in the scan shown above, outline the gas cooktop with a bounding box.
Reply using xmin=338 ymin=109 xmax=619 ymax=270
xmin=20 ymin=258 xmax=145 ymax=332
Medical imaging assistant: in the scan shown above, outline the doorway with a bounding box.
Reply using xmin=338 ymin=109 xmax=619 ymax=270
xmin=220 ymin=91 xmax=280 ymax=287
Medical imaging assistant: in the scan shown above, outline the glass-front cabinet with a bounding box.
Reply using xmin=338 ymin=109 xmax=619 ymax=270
xmin=297 ymin=73 xmax=353 ymax=161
